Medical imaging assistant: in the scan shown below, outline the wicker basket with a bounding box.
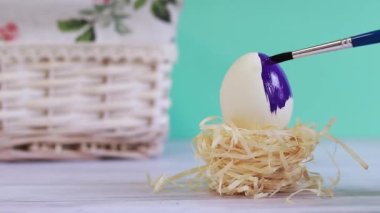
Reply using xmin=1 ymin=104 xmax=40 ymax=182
xmin=0 ymin=44 xmax=176 ymax=161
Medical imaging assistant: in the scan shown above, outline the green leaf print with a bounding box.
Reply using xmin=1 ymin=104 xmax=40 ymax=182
xmin=95 ymin=4 xmax=108 ymax=12
xmin=57 ymin=0 xmax=179 ymax=42
xmin=76 ymin=27 xmax=96 ymax=42
xmin=57 ymin=19 xmax=88 ymax=32
xmin=115 ymin=20 xmax=130 ymax=34
xmin=151 ymin=0 xmax=170 ymax=23
xmin=134 ymin=0 xmax=147 ymax=10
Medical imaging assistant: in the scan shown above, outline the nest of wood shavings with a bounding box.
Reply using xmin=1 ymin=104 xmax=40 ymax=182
xmin=150 ymin=117 xmax=368 ymax=200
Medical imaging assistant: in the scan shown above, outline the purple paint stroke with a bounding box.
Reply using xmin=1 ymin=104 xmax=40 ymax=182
xmin=258 ymin=53 xmax=292 ymax=114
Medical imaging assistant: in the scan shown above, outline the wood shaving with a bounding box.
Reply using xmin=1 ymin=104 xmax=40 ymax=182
xmin=150 ymin=117 xmax=368 ymax=201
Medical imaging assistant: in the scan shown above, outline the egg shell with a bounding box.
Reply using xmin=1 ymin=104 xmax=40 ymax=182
xmin=220 ymin=52 xmax=293 ymax=129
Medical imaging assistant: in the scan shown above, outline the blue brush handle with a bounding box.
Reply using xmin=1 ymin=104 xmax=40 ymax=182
xmin=352 ymin=29 xmax=380 ymax=47
xmin=270 ymin=29 xmax=380 ymax=63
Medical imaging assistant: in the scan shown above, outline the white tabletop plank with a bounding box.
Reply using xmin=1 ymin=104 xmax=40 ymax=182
xmin=0 ymin=140 xmax=379 ymax=213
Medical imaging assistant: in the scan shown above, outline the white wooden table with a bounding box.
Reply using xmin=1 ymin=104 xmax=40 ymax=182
xmin=1 ymin=140 xmax=379 ymax=213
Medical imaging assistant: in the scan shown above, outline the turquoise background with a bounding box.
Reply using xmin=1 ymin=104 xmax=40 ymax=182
xmin=170 ymin=0 xmax=380 ymax=139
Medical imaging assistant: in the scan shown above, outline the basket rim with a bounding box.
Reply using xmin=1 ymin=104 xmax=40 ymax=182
xmin=0 ymin=42 xmax=176 ymax=47
xmin=0 ymin=43 xmax=177 ymax=62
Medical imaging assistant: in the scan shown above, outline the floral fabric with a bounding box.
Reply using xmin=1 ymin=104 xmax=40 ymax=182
xmin=0 ymin=0 xmax=180 ymax=44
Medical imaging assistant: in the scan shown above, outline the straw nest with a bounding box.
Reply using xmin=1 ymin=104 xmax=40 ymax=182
xmin=151 ymin=117 xmax=367 ymax=200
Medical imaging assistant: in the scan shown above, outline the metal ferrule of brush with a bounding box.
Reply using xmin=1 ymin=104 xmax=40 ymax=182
xmin=292 ymin=38 xmax=353 ymax=59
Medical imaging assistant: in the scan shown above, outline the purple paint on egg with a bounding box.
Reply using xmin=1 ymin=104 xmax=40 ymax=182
xmin=258 ymin=53 xmax=292 ymax=114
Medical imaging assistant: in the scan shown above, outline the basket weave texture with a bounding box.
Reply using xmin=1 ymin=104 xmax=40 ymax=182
xmin=0 ymin=44 xmax=176 ymax=161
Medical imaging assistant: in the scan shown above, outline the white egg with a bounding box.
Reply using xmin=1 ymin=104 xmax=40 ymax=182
xmin=220 ymin=52 xmax=293 ymax=129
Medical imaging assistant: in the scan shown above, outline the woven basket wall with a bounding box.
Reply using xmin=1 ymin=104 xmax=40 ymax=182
xmin=0 ymin=44 xmax=176 ymax=161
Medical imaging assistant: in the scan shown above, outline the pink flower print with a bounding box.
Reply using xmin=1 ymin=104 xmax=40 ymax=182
xmin=5 ymin=22 xmax=18 ymax=33
xmin=0 ymin=22 xmax=19 ymax=41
